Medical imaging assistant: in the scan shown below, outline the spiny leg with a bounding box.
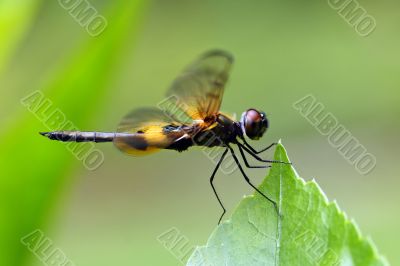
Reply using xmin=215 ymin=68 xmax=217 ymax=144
xmin=241 ymin=137 xmax=277 ymax=154
xmin=237 ymin=144 xmax=270 ymax=169
xmin=227 ymin=145 xmax=279 ymax=215
xmin=238 ymin=142 xmax=291 ymax=165
xmin=210 ymin=148 xmax=229 ymax=224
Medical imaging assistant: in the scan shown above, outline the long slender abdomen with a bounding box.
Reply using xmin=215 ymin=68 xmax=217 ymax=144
xmin=39 ymin=131 xmax=118 ymax=143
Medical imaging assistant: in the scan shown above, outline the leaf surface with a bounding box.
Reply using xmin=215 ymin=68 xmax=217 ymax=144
xmin=187 ymin=143 xmax=388 ymax=266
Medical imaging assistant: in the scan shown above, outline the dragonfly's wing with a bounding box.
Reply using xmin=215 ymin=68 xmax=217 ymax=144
xmin=114 ymin=108 xmax=187 ymax=156
xmin=165 ymin=50 xmax=234 ymax=121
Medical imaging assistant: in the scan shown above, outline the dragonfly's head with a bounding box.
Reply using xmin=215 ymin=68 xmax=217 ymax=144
xmin=240 ymin=109 xmax=269 ymax=140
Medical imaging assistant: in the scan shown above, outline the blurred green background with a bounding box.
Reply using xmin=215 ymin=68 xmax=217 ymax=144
xmin=0 ymin=0 xmax=399 ymax=265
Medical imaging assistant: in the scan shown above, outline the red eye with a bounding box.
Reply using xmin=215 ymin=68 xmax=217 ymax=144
xmin=246 ymin=109 xmax=262 ymax=123
xmin=242 ymin=109 xmax=268 ymax=140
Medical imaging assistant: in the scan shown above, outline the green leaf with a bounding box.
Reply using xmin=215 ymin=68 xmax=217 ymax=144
xmin=187 ymin=143 xmax=388 ymax=266
xmin=0 ymin=1 xmax=147 ymax=265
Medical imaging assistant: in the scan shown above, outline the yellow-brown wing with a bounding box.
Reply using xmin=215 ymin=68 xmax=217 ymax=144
xmin=165 ymin=50 xmax=234 ymax=122
xmin=113 ymin=108 xmax=188 ymax=156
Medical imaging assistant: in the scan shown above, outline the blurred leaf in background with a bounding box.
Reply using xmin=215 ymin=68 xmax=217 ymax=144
xmin=0 ymin=1 xmax=147 ymax=265
xmin=0 ymin=0 xmax=41 ymax=74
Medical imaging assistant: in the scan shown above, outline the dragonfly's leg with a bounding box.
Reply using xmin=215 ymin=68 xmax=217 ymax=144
xmin=241 ymin=138 xmax=277 ymax=154
xmin=228 ymin=145 xmax=278 ymax=215
xmin=209 ymin=148 xmax=229 ymax=225
xmin=237 ymin=144 xmax=270 ymax=169
xmin=238 ymin=142 xmax=291 ymax=165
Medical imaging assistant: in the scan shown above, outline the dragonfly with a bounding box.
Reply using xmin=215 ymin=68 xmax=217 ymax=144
xmin=40 ymin=50 xmax=290 ymax=224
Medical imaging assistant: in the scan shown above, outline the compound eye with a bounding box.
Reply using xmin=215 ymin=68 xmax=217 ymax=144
xmin=244 ymin=109 xmax=263 ymax=139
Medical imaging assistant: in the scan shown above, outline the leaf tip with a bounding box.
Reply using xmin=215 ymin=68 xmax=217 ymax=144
xmin=273 ymin=141 xmax=291 ymax=164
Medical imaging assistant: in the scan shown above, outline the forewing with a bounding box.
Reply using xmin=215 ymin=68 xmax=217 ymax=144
xmin=113 ymin=108 xmax=187 ymax=156
xmin=166 ymin=50 xmax=234 ymax=121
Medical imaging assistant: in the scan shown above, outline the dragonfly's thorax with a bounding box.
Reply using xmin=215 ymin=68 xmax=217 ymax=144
xmin=192 ymin=113 xmax=241 ymax=147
